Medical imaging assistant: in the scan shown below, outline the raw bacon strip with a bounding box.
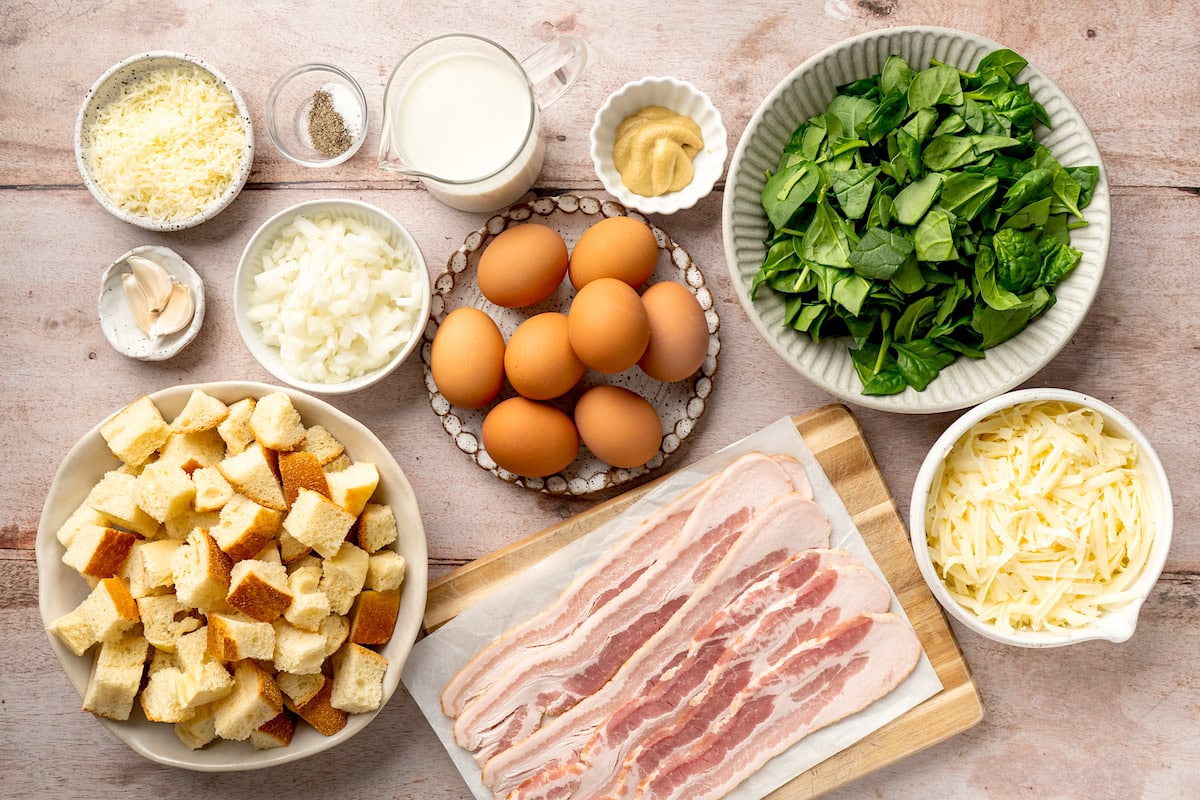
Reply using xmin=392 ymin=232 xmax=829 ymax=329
xmin=454 ymin=454 xmax=801 ymax=762
xmin=769 ymin=453 xmax=813 ymax=501
xmin=440 ymin=474 xmax=715 ymax=717
xmin=508 ymin=560 xmax=889 ymax=800
xmin=631 ymin=613 xmax=922 ymax=800
xmin=484 ymin=499 xmax=833 ymax=797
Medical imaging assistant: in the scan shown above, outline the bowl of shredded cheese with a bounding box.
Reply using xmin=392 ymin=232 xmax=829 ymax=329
xmin=75 ymin=52 xmax=254 ymax=231
xmin=235 ymin=199 xmax=430 ymax=394
xmin=911 ymin=388 xmax=1172 ymax=646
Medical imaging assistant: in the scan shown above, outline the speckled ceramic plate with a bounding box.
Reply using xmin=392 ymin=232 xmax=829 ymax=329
xmin=422 ymin=194 xmax=720 ymax=495
xmin=723 ymin=26 xmax=1110 ymax=414
xmin=98 ymin=245 xmax=205 ymax=361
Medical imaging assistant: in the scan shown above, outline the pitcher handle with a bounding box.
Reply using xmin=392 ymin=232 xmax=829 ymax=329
xmin=521 ymin=35 xmax=588 ymax=109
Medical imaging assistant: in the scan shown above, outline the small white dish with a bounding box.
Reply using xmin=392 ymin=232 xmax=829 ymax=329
xmin=75 ymin=52 xmax=254 ymax=231
xmin=36 ymin=381 xmax=428 ymax=770
xmin=590 ymin=76 xmax=727 ymax=215
xmin=909 ymin=388 xmax=1172 ymax=647
xmin=722 ymin=27 xmax=1111 ymax=413
xmin=234 ymin=199 xmax=431 ymax=395
xmin=98 ymin=245 xmax=205 ymax=361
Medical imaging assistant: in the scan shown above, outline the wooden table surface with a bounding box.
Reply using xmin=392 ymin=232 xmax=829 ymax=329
xmin=2 ymin=2 xmax=1197 ymax=798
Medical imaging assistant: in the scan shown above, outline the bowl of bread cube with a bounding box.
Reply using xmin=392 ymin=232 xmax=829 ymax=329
xmin=36 ymin=381 xmax=427 ymax=770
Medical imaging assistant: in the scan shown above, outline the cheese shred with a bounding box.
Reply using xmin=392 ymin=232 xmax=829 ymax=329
xmin=926 ymin=400 xmax=1152 ymax=632
xmin=82 ymin=64 xmax=246 ymax=222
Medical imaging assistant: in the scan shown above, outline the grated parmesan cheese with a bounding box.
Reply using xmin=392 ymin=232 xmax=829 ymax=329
xmin=246 ymin=214 xmax=422 ymax=384
xmin=925 ymin=400 xmax=1152 ymax=632
xmin=82 ymin=64 xmax=246 ymax=222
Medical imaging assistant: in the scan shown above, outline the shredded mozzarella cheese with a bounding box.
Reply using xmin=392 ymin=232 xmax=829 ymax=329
xmin=82 ymin=64 xmax=246 ymax=221
xmin=246 ymin=214 xmax=422 ymax=384
xmin=925 ymin=400 xmax=1152 ymax=632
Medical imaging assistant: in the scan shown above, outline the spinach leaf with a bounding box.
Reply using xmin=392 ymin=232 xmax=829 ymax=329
xmin=893 ymin=295 xmax=936 ymax=342
xmin=890 ymin=254 xmax=926 ymax=294
xmin=923 ymin=134 xmax=1022 ymax=170
xmin=894 ymin=339 xmax=956 ymax=391
xmin=976 ymin=48 xmax=1028 ymax=80
xmin=914 ymin=207 xmax=958 ymax=262
xmin=939 ymin=172 xmax=998 ymax=220
xmin=972 ymin=304 xmax=1032 ymax=348
xmin=803 ymin=198 xmax=854 ymax=268
xmin=832 ymin=273 xmax=872 ymax=316
xmin=992 ymin=228 xmax=1042 ymax=292
xmin=863 ymin=91 xmax=909 ymax=145
xmin=851 ymin=344 xmax=908 ymax=396
xmin=849 ymin=227 xmax=915 ymax=279
xmin=830 ymin=167 xmax=880 ymax=220
xmin=1068 ymin=166 xmax=1100 ymax=207
xmin=999 ymin=167 xmax=1053 ymax=213
xmin=761 ymin=160 xmax=821 ymax=229
xmin=880 ymin=54 xmax=915 ymax=96
xmin=893 ymin=172 xmax=944 ymax=225
xmin=908 ymin=65 xmax=964 ymax=109
xmin=1038 ymin=241 xmax=1082 ymax=286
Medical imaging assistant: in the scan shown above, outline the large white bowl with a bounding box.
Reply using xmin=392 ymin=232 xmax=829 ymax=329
xmin=36 ymin=381 xmax=429 ymax=770
xmin=234 ymin=199 xmax=432 ymax=395
xmin=909 ymin=388 xmax=1172 ymax=647
xmin=722 ymin=27 xmax=1111 ymax=413
xmin=75 ymin=52 xmax=254 ymax=231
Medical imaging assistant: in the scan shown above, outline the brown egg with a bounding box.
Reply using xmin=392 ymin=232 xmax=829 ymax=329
xmin=482 ymin=397 xmax=579 ymax=477
xmin=567 ymin=278 xmax=650 ymax=374
xmin=477 ymin=223 xmax=569 ymax=308
xmin=568 ymin=216 xmax=658 ymax=290
xmin=638 ymin=281 xmax=709 ymax=382
xmin=504 ymin=312 xmax=586 ymax=400
xmin=430 ymin=307 xmax=505 ymax=410
xmin=574 ymin=385 xmax=662 ymax=468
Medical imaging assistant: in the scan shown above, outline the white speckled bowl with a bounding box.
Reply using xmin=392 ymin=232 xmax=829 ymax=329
xmin=37 ymin=381 xmax=428 ymax=770
xmin=722 ymin=27 xmax=1111 ymax=413
xmin=910 ymin=388 xmax=1172 ymax=647
xmin=75 ymin=51 xmax=254 ymax=231
xmin=234 ymin=199 xmax=431 ymax=395
xmin=98 ymin=245 xmax=205 ymax=361
xmin=590 ymin=76 xmax=728 ymax=215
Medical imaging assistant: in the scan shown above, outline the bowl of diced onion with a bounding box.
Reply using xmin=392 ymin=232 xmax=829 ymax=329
xmin=234 ymin=199 xmax=431 ymax=394
xmin=910 ymin=388 xmax=1172 ymax=647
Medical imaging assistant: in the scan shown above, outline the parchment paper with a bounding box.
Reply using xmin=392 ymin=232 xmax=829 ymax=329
xmin=402 ymin=416 xmax=943 ymax=799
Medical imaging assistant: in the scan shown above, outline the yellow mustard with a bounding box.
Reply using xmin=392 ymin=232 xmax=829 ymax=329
xmin=612 ymin=106 xmax=704 ymax=197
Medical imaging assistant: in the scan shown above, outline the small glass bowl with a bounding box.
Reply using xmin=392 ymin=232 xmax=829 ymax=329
xmin=266 ymin=63 xmax=367 ymax=167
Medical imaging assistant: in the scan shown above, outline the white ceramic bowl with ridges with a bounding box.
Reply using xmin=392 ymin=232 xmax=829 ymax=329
xmin=74 ymin=51 xmax=254 ymax=231
xmin=910 ymin=388 xmax=1172 ymax=647
xmin=590 ymin=76 xmax=728 ymax=215
xmin=722 ymin=27 xmax=1110 ymax=413
xmin=36 ymin=381 xmax=428 ymax=770
xmin=234 ymin=199 xmax=431 ymax=395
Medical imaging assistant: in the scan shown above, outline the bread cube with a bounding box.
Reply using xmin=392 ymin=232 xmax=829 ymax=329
xmin=99 ymin=395 xmax=170 ymax=467
xmin=176 ymin=659 xmax=235 ymax=710
xmin=171 ymin=527 xmax=233 ymax=613
xmin=278 ymin=530 xmax=311 ymax=564
xmin=46 ymin=576 xmax=141 ymax=657
xmin=175 ymin=705 xmax=218 ymax=750
xmin=283 ymin=565 xmax=330 ymax=632
xmin=330 ymin=643 xmax=389 ymax=714
xmin=349 ymin=589 xmax=400 ymax=646
xmin=226 ymin=559 xmax=292 ymax=622
xmin=251 ymin=711 xmax=296 ymax=750
xmin=212 ymin=494 xmax=282 ymax=563
xmin=81 ymin=632 xmax=149 ymax=721
xmin=249 ymin=392 xmax=306 ymax=451
xmin=140 ymin=667 xmax=195 ymax=723
xmin=55 ymin=501 xmax=110 ymax=549
xmin=252 ymin=542 xmax=282 ymax=564
xmin=157 ymin=428 xmax=228 ymax=474
xmin=137 ymin=593 xmax=201 ymax=651
xmin=290 ymin=676 xmax=347 ymax=736
xmin=299 ymin=425 xmax=345 ymax=466
xmin=120 ymin=538 xmax=182 ymax=598
xmin=325 ymin=462 xmax=379 ymax=518
xmin=85 ymin=471 xmax=160 ymax=537
xmin=172 ymin=389 xmax=229 ymax=433
xmin=206 ymin=612 xmax=275 ymax=662
xmin=319 ymin=614 xmax=350 ymax=658
xmin=164 ymin=509 xmax=219 ymax=542
xmin=272 ymin=619 xmax=327 ymax=675
xmin=319 ymin=541 xmax=369 ymax=615
xmin=192 ymin=466 xmax=234 ymax=513
xmin=282 ymin=488 xmax=354 ymax=559
xmin=217 ymin=444 xmax=287 ymax=512
xmin=355 ymin=503 xmax=398 ymax=554
xmin=277 ymin=672 xmax=325 ymax=708
xmin=365 ymin=550 xmax=407 ymax=592
xmin=279 ymin=450 xmax=329 ymax=507
xmin=62 ymin=525 xmax=136 ymax=579
xmin=217 ymin=397 xmax=256 ymax=455
xmin=212 ymin=661 xmax=282 ymax=741
xmin=134 ymin=460 xmax=196 ymax=524
xmin=324 ymin=453 xmax=352 ymax=473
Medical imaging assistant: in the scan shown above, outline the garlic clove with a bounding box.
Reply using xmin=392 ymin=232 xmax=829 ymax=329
xmin=127 ymin=255 xmax=174 ymax=314
xmin=122 ymin=273 xmax=156 ymax=336
xmin=149 ymin=282 xmax=195 ymax=338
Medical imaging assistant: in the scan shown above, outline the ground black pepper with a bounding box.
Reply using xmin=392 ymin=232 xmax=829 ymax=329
xmin=308 ymin=89 xmax=352 ymax=157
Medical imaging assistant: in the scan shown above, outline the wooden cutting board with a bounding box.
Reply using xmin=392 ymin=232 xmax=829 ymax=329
xmin=423 ymin=404 xmax=983 ymax=799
